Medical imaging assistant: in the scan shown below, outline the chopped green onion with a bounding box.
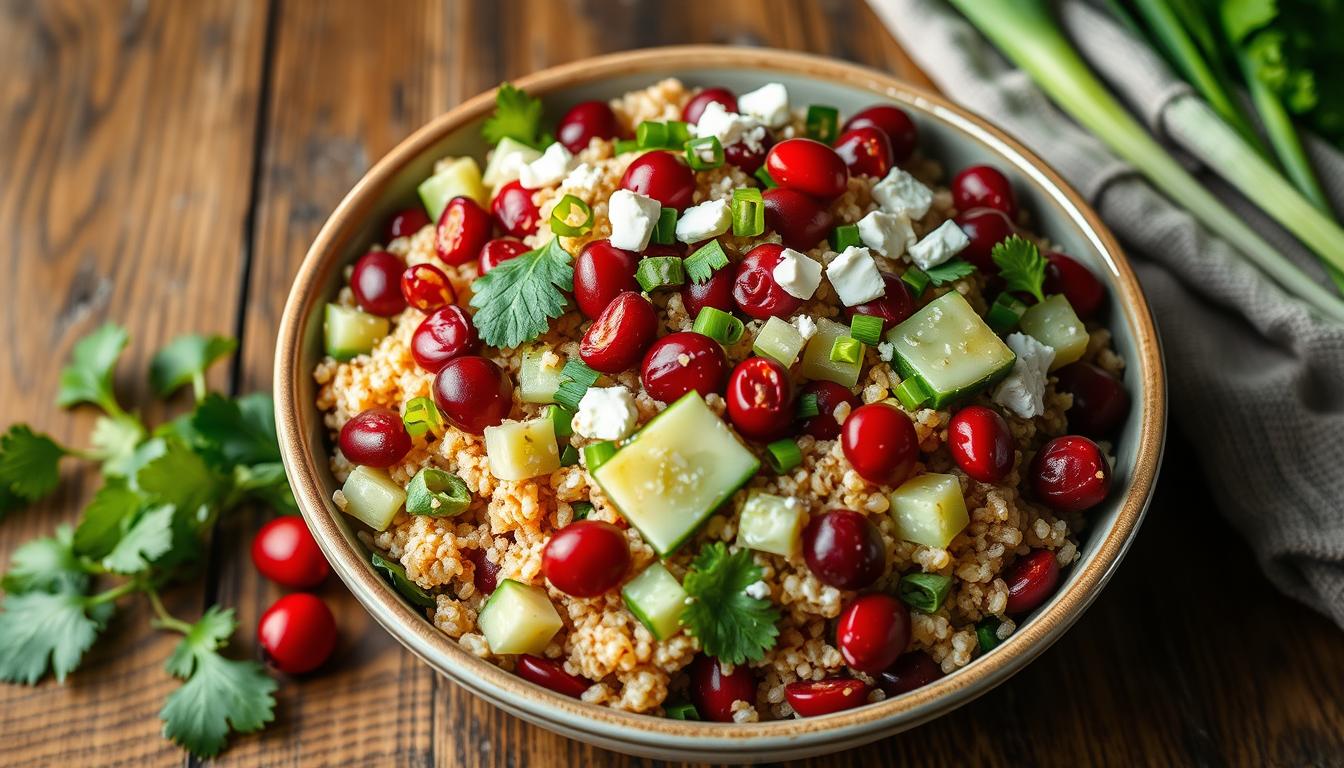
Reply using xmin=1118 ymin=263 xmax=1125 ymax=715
xmin=683 ymin=240 xmax=729 ymax=284
xmin=796 ymin=392 xmax=820 ymax=419
xmin=582 ymin=441 xmax=618 ymax=471
xmin=684 ymin=136 xmax=724 ymax=170
xmin=614 ymin=139 xmax=639 ymax=155
xmin=893 ymin=377 xmax=930 ymax=410
xmin=543 ymin=404 xmax=575 ymax=440
xmin=554 ymin=360 xmax=600 ymax=410
xmin=829 ymin=336 xmax=863 ymax=364
xmin=667 ymin=121 xmax=693 ymax=146
xmin=406 ymin=468 xmax=472 ymax=517
xmin=731 ymin=187 xmax=765 ymax=237
xmin=849 ymin=314 xmax=884 ymax=347
xmin=666 ymin=701 xmax=700 ymax=721
xmin=764 ymin=438 xmax=803 ymax=474
xmin=691 ymin=306 xmax=745 ymax=345
xmin=635 ymin=256 xmax=685 ymax=292
xmin=985 ymin=293 xmax=1029 ymax=334
xmin=898 ymin=572 xmax=953 ymax=613
xmin=829 ymin=224 xmax=861 ymax=252
xmin=636 ymin=121 xmax=669 ymax=149
xmin=571 ymin=500 xmax=594 ymax=520
xmin=402 ymin=395 xmax=443 ymax=439
xmin=805 ymin=105 xmax=840 ymax=143
xmin=977 ymin=617 xmax=1002 ymax=652
xmin=651 ymin=206 xmax=678 ymax=245
xmin=901 ymin=267 xmax=930 ymax=297
xmin=549 ymin=194 xmax=593 ymax=237
xmin=559 ymin=443 xmax=580 ymax=467
xmin=754 ymin=165 xmax=778 ymax=189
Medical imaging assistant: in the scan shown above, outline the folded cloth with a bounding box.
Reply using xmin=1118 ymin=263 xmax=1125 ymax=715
xmin=867 ymin=0 xmax=1344 ymax=628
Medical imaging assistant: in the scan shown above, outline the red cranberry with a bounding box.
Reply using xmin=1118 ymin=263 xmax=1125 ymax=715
xmin=681 ymin=266 xmax=736 ymax=318
xmin=799 ymin=381 xmax=859 ymax=441
xmin=1044 ymin=251 xmax=1106 ymax=320
xmin=785 ymin=678 xmax=871 ymax=717
xmin=877 ymin=651 xmax=943 ymax=696
xmin=411 ymin=305 xmax=479 ymax=373
xmin=385 ymin=207 xmax=430 ymax=240
xmin=844 ymin=272 xmax=914 ymax=331
xmin=351 ymin=251 xmax=407 ymax=317
xmin=725 ymin=357 xmax=794 ymax=442
xmin=516 ymin=655 xmax=590 ymax=698
xmin=573 ymin=240 xmax=640 ymax=319
xmin=556 ymin=100 xmax=620 ymax=154
xmin=843 ymin=105 xmax=918 ymax=163
xmin=251 ymin=516 xmax=330 ymax=589
xmin=952 ymin=165 xmax=1017 ymax=218
xmin=1055 ymin=363 xmax=1130 ymax=437
xmin=478 ymin=237 xmax=529 ymax=274
xmin=465 ymin=547 xmax=500 ymax=594
xmin=724 ymin=131 xmax=775 ymax=175
xmin=802 ymin=510 xmax=886 ymax=590
xmin=258 ymin=593 xmax=338 ymax=675
xmin=1004 ymin=549 xmax=1061 ymax=615
xmin=689 ymin=656 xmax=756 ymax=723
xmin=401 ymin=263 xmax=455 ymax=312
xmin=580 ymin=291 xmax=659 ymax=374
xmin=435 ymin=196 xmax=492 ymax=266
xmin=955 ymin=208 xmax=1015 ymax=271
xmin=1031 ymin=435 xmax=1112 ymax=512
xmin=841 ymin=403 xmax=918 ymax=486
xmin=682 ymin=87 xmax=738 ymax=124
xmin=339 ymin=407 xmax=412 ymax=467
xmin=640 ymin=331 xmax=728 ymax=403
xmin=491 ymin=180 xmax=541 ymax=237
xmin=836 ymin=594 xmax=911 ymax=673
xmin=542 ymin=520 xmax=631 ymax=597
xmin=432 ymin=356 xmax=512 ymax=435
xmin=832 ymin=127 xmax=893 ymax=179
xmin=732 ymin=243 xmax=804 ymax=320
xmin=765 ymin=138 xmax=849 ymax=201
xmin=762 ymin=188 xmax=834 ymax=252
xmin=948 ymin=405 xmax=1015 ymax=484
xmin=620 ymin=151 xmax=695 ymax=211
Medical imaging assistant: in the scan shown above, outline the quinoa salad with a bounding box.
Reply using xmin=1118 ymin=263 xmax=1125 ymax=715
xmin=315 ymin=79 xmax=1130 ymax=722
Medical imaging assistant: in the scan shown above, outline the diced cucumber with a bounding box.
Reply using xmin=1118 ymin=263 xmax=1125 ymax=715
xmin=484 ymin=418 xmax=561 ymax=481
xmin=477 ymin=579 xmax=563 ymax=655
xmin=341 ymin=466 xmax=406 ymax=531
xmin=324 ymin=303 xmax=389 ymax=361
xmin=417 ymin=157 xmax=488 ymax=219
xmin=482 ymin=137 xmax=542 ymax=188
xmin=753 ymin=316 xmax=806 ymax=367
xmin=800 ymin=318 xmax=863 ymax=387
xmin=888 ymin=472 xmax=969 ymax=548
xmin=621 ymin=562 xmax=688 ymax=640
xmin=737 ymin=491 xmax=807 ymax=557
xmin=1019 ymin=294 xmax=1089 ymax=371
xmin=885 ymin=292 xmax=1016 ymax=408
xmin=592 ymin=392 xmax=759 ymax=556
xmin=519 ymin=347 xmax=565 ymax=404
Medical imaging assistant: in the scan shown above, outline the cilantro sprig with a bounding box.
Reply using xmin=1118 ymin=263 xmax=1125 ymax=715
xmin=481 ymin=83 xmax=550 ymax=149
xmin=991 ymin=235 xmax=1047 ymax=303
xmin=469 ymin=237 xmax=575 ymax=349
xmin=923 ymin=257 xmax=976 ymax=287
xmin=680 ymin=543 xmax=780 ymax=665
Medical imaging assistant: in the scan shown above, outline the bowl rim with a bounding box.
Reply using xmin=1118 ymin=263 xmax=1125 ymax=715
xmin=275 ymin=45 xmax=1165 ymax=750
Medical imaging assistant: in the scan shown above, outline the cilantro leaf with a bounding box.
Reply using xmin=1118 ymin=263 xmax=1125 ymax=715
xmin=680 ymin=543 xmax=780 ymax=665
xmin=481 ymin=83 xmax=546 ymax=148
xmin=2 ymin=526 xmax=88 ymax=595
xmin=191 ymin=393 xmax=281 ymax=468
xmin=91 ymin=414 xmax=147 ymax=475
xmin=149 ymin=334 xmax=237 ymax=399
xmin=469 ymin=238 xmax=575 ymax=349
xmin=0 ymin=484 xmax=20 ymax=515
xmin=0 ymin=425 xmax=67 ymax=502
xmin=73 ymin=480 xmax=145 ymax=560
xmin=231 ymin=462 xmax=297 ymax=514
xmin=923 ymin=258 xmax=976 ymax=286
xmin=136 ymin=440 xmax=225 ymax=520
xmin=57 ymin=323 xmax=129 ymax=414
xmin=991 ymin=236 xmax=1046 ymax=303
xmin=102 ymin=504 xmax=176 ymax=574
xmin=0 ymin=590 xmax=106 ymax=683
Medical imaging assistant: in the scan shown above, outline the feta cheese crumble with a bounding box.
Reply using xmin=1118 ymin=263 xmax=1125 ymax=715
xmin=737 ymin=83 xmax=790 ymax=128
xmin=519 ymin=142 xmax=575 ymax=189
xmin=572 ymin=386 xmax=639 ymax=441
xmin=792 ymin=314 xmax=818 ymax=341
xmin=772 ymin=248 xmax=823 ymax=300
xmin=856 ymin=210 xmax=917 ymax=259
xmin=877 ymin=341 xmax=895 ymax=362
xmin=558 ymin=162 xmax=602 ymax=194
xmin=908 ymin=220 xmax=971 ymax=270
xmin=675 ymin=199 xmax=732 ymax=243
xmin=744 ymin=580 xmax=771 ymax=600
xmin=872 ymin=168 xmax=933 ymax=220
xmin=695 ymin=101 xmax=767 ymax=152
xmin=607 ymin=190 xmax=661 ymax=251
xmin=992 ymin=333 xmax=1055 ymax=418
xmin=483 ymin=140 xmax=540 ymax=188
xmin=826 ymin=246 xmax=886 ymax=306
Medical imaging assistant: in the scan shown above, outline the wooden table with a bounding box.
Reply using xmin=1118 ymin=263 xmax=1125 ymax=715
xmin=3 ymin=1 xmax=1342 ymax=765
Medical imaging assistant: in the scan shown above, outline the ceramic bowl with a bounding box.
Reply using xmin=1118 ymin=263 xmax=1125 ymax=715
xmin=275 ymin=46 xmax=1165 ymax=763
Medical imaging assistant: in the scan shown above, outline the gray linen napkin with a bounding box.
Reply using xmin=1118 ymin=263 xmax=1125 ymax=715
xmin=867 ymin=0 xmax=1344 ymax=628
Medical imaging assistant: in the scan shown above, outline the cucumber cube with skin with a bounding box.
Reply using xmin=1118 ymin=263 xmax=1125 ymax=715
xmin=888 ymin=472 xmax=970 ymax=548
xmin=324 ymin=304 xmax=389 ymax=361
xmin=753 ymin=316 xmax=807 ymax=367
xmin=417 ymin=157 xmax=488 ymax=219
xmin=800 ymin=318 xmax=863 ymax=387
xmin=484 ymin=417 xmax=561 ymax=481
xmin=1018 ymin=294 xmax=1090 ymax=371
xmin=519 ymin=347 xmax=565 ymax=404
xmin=737 ymin=491 xmax=808 ymax=557
xmin=341 ymin=466 xmax=407 ymax=532
xmin=482 ymin=137 xmax=542 ymax=188
xmin=478 ymin=579 xmax=563 ymax=655
xmin=621 ymin=562 xmax=688 ymax=640
xmin=885 ymin=291 xmax=1016 ymax=408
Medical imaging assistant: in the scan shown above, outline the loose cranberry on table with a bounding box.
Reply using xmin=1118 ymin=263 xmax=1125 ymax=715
xmin=411 ymin=305 xmax=479 ymax=373
xmin=542 ymin=520 xmax=631 ymax=597
xmin=580 ymin=291 xmax=659 ymax=374
xmin=477 ymin=237 xmax=529 ymax=274
xmin=516 ymin=655 xmax=591 ymax=698
xmin=802 ymin=509 xmax=887 ymax=590
xmin=955 ymin=207 xmax=1015 ymax=272
xmin=400 ymin=262 xmax=454 ymax=312
xmin=947 ymin=405 xmax=1015 ymax=484
xmin=836 ymin=593 xmax=911 ymax=674
xmin=723 ymin=131 xmax=774 ymax=175
xmin=877 ymin=651 xmax=944 ymax=696
xmin=351 ymin=251 xmax=407 ymax=317
xmin=640 ymin=331 xmax=728 ymax=403
xmin=951 ymin=165 xmax=1017 ymax=219
xmin=1044 ymin=251 xmax=1106 ymax=320
xmin=799 ymin=381 xmax=859 ymax=441
xmin=841 ymin=402 xmax=918 ymax=486
xmin=491 ymin=180 xmax=541 ymax=237
xmin=464 ymin=547 xmax=500 ymax=595
xmin=435 ymin=196 xmax=492 ymax=266
xmin=573 ymin=240 xmax=640 ymax=319
xmin=1055 ymin=362 xmax=1130 ymax=437
xmin=432 ymin=355 xmax=512 ymax=435
xmin=762 ymin=187 xmax=834 ymax=252
xmin=338 ymin=407 xmax=412 ymax=468
xmin=765 ymin=138 xmax=849 ymax=201
xmin=1030 ymin=435 xmax=1112 ymax=512
xmin=681 ymin=87 xmax=738 ymax=124
xmin=842 ymin=104 xmax=918 ymax=163
xmin=732 ymin=243 xmax=805 ymax=320
xmin=689 ymin=655 xmax=756 ymax=723
xmin=620 ymin=151 xmax=695 ymax=211
xmin=556 ymin=100 xmax=620 ymax=154
xmin=785 ymin=678 xmax=871 ymax=717
xmin=1004 ymin=549 xmax=1061 ymax=615
xmin=832 ymin=126 xmax=893 ymax=179
xmin=385 ymin=207 xmax=430 ymax=240
xmin=845 ymin=272 xmax=915 ymax=331
xmin=681 ymin=266 xmax=736 ymax=318
xmin=251 ymin=516 xmax=330 ymax=589
xmin=726 ymin=356 xmax=794 ymax=442
xmin=258 ymin=593 xmax=338 ymax=676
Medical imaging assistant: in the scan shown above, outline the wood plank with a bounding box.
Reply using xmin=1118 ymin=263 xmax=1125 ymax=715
xmin=0 ymin=0 xmax=269 ymax=766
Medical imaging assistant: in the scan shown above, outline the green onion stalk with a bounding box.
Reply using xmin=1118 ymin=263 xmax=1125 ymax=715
xmin=948 ymin=0 xmax=1344 ymax=323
